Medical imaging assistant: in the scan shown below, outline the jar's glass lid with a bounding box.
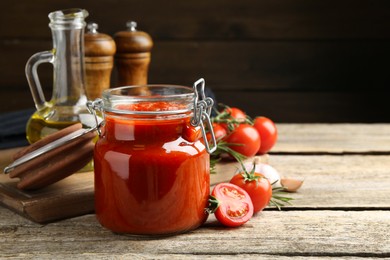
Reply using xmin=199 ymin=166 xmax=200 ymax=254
xmin=101 ymin=85 xmax=195 ymax=115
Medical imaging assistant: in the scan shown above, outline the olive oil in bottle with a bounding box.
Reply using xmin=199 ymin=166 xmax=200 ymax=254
xmin=25 ymin=9 xmax=89 ymax=144
xmin=26 ymin=109 xmax=82 ymax=144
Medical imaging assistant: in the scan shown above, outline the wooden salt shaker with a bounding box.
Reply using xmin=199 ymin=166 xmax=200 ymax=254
xmin=84 ymin=23 xmax=116 ymax=100
xmin=114 ymin=21 xmax=153 ymax=89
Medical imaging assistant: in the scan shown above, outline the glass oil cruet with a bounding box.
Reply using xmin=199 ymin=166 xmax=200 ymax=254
xmin=25 ymin=9 xmax=90 ymax=144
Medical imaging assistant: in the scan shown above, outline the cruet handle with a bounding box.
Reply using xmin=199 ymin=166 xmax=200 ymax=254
xmin=25 ymin=50 xmax=55 ymax=111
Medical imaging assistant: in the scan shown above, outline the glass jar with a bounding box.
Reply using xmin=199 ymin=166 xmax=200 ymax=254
xmin=88 ymin=81 xmax=216 ymax=235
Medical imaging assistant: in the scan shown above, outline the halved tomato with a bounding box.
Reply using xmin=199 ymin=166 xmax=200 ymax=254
xmin=209 ymin=183 xmax=254 ymax=227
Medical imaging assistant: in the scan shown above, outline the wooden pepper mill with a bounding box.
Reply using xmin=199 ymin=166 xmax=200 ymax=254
xmin=84 ymin=23 xmax=116 ymax=100
xmin=114 ymin=21 xmax=153 ymax=91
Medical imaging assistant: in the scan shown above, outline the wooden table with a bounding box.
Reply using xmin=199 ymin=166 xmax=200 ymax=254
xmin=1 ymin=124 xmax=389 ymax=258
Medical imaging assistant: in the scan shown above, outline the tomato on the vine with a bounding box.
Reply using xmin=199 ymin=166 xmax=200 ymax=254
xmin=223 ymin=107 xmax=246 ymax=120
xmin=207 ymin=123 xmax=227 ymax=142
xmin=223 ymin=124 xmax=260 ymax=157
xmin=209 ymin=183 xmax=254 ymax=227
xmin=253 ymin=116 xmax=278 ymax=154
xmin=218 ymin=107 xmax=247 ymax=131
xmin=230 ymin=170 xmax=272 ymax=213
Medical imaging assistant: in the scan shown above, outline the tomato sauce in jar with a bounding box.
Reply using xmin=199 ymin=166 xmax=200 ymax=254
xmin=90 ymin=84 xmax=214 ymax=235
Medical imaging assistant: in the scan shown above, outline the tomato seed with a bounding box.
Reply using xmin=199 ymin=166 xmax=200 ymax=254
xmin=222 ymin=187 xmax=245 ymax=199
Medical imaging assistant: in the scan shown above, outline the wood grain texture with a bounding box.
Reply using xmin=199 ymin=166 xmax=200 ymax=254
xmin=1 ymin=0 xmax=389 ymax=40
xmin=1 ymin=152 xmax=389 ymax=223
xmin=0 ymin=123 xmax=389 ymax=258
xmin=0 ymin=172 xmax=94 ymax=223
xmin=269 ymin=155 xmax=390 ymax=208
xmin=215 ymin=91 xmax=390 ymax=122
xmin=211 ymin=154 xmax=390 ymax=209
xmin=1 ymin=40 xmax=389 ymax=91
xmin=2 ymin=89 xmax=389 ymax=123
xmin=1 ymin=1 xmax=389 ymax=123
xmin=0 ymin=209 xmax=389 ymax=257
xmin=1 ymin=123 xmax=389 ymax=158
xmin=0 ymin=155 xmax=266 ymax=223
xmin=273 ymin=124 xmax=390 ymax=153
xmin=1 ymin=40 xmax=389 ymax=123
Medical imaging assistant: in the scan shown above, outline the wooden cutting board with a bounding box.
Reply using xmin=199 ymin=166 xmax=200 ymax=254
xmin=0 ymin=171 xmax=95 ymax=223
xmin=0 ymin=147 xmax=267 ymax=223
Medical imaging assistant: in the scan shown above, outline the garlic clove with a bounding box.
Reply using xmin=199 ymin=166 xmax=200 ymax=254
xmin=280 ymin=178 xmax=304 ymax=192
xmin=239 ymin=159 xmax=281 ymax=187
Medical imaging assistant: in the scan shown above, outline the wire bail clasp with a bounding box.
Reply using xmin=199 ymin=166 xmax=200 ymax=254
xmin=86 ymin=98 xmax=105 ymax=136
xmin=191 ymin=78 xmax=217 ymax=154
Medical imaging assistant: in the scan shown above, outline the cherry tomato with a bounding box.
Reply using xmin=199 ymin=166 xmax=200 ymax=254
xmin=219 ymin=107 xmax=247 ymax=131
xmin=223 ymin=107 xmax=246 ymax=120
xmin=210 ymin=183 xmax=254 ymax=227
xmin=253 ymin=116 xmax=278 ymax=154
xmin=207 ymin=123 xmax=227 ymax=142
xmin=223 ymin=124 xmax=260 ymax=157
xmin=230 ymin=172 xmax=272 ymax=213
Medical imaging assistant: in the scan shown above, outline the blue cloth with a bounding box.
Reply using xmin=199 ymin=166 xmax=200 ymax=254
xmin=0 ymin=109 xmax=34 ymax=149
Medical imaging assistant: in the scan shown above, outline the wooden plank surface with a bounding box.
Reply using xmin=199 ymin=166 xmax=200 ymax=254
xmin=2 ymin=123 xmax=389 ymax=161
xmin=2 ymin=38 xmax=389 ymax=123
xmin=273 ymin=123 xmax=390 ymax=153
xmin=0 ymin=208 xmax=389 ymax=258
xmin=210 ymin=154 xmax=390 ymax=209
xmin=1 ymin=1 xmax=390 ymax=123
xmin=1 ymin=40 xmax=389 ymax=91
xmin=0 ymin=154 xmax=266 ymax=223
xmin=2 ymin=153 xmax=389 ymax=218
xmin=215 ymin=91 xmax=390 ymax=122
xmin=269 ymin=155 xmax=390 ymax=208
xmin=0 ymin=123 xmax=389 ymax=258
xmin=2 ymin=0 xmax=390 ymax=40
xmin=1 ymin=123 xmax=389 ymax=223
xmin=0 ymin=172 xmax=94 ymax=223
xmin=0 ymin=147 xmax=266 ymax=223
xmin=2 ymin=89 xmax=389 ymax=124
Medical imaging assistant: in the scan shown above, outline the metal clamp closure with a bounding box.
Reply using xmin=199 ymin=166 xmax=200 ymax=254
xmin=191 ymin=78 xmax=217 ymax=154
xmin=86 ymin=99 xmax=105 ymax=136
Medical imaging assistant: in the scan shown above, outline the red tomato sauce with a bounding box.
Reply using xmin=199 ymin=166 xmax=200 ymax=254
xmin=94 ymin=102 xmax=210 ymax=235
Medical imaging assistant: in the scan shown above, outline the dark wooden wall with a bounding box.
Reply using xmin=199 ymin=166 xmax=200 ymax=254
xmin=1 ymin=1 xmax=389 ymax=122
